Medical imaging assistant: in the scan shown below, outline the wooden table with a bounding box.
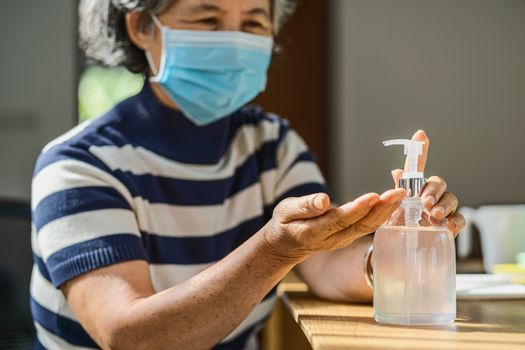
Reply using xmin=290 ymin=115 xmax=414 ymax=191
xmin=276 ymin=273 xmax=525 ymax=350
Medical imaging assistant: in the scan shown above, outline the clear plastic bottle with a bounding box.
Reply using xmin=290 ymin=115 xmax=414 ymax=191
xmin=373 ymin=139 xmax=456 ymax=326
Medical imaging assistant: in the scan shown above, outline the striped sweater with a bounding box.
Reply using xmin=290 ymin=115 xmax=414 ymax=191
xmin=30 ymin=83 xmax=328 ymax=349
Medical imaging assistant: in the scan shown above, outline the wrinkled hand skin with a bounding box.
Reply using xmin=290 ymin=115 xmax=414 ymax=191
xmin=391 ymin=130 xmax=465 ymax=237
xmin=263 ymin=189 xmax=407 ymax=261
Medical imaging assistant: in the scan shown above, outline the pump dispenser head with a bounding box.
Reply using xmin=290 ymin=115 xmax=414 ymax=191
xmin=383 ymin=139 xmax=425 ymax=197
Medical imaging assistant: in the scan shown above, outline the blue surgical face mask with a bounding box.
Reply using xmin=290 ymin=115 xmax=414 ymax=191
xmin=146 ymin=15 xmax=274 ymax=126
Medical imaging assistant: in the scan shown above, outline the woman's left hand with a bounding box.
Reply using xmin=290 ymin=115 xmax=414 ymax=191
xmin=391 ymin=130 xmax=465 ymax=237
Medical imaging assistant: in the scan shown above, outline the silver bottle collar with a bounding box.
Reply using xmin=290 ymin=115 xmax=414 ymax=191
xmin=399 ymin=177 xmax=426 ymax=197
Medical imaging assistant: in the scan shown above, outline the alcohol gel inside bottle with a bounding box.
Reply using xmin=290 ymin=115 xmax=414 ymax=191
xmin=373 ymin=139 xmax=456 ymax=326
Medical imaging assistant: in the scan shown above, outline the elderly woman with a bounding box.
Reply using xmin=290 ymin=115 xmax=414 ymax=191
xmin=30 ymin=0 xmax=465 ymax=349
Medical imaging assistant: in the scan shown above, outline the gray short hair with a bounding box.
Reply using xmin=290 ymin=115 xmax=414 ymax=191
xmin=79 ymin=0 xmax=296 ymax=74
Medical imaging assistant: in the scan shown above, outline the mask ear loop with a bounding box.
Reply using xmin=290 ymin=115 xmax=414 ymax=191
xmin=145 ymin=52 xmax=159 ymax=77
xmin=150 ymin=13 xmax=164 ymax=29
xmin=145 ymin=13 xmax=164 ymax=77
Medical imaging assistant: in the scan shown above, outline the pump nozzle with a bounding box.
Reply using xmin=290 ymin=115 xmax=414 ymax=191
xmin=383 ymin=139 xmax=425 ymax=197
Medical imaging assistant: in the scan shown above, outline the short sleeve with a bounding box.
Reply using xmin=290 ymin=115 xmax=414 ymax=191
xmin=266 ymin=119 xmax=330 ymax=215
xmin=31 ymin=148 xmax=147 ymax=287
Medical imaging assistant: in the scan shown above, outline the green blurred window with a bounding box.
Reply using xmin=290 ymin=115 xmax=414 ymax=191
xmin=78 ymin=66 xmax=144 ymax=123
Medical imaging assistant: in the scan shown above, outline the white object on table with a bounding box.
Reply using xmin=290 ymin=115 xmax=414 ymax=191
xmin=456 ymin=274 xmax=525 ymax=300
xmin=458 ymin=205 xmax=525 ymax=273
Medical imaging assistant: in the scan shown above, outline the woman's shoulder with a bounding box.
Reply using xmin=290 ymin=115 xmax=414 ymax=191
xmin=33 ymin=105 xmax=133 ymax=179
xmin=237 ymin=104 xmax=288 ymax=124
xmin=235 ymin=105 xmax=292 ymax=141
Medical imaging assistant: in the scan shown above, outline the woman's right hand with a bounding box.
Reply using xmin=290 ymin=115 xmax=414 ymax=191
xmin=262 ymin=189 xmax=406 ymax=262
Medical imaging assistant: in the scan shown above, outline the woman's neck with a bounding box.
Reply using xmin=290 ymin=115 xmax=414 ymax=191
xmin=149 ymin=81 xmax=180 ymax=111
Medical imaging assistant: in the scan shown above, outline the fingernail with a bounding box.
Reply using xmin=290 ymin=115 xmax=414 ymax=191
xmin=368 ymin=197 xmax=379 ymax=208
xmin=433 ymin=207 xmax=445 ymax=218
xmin=392 ymin=191 xmax=405 ymax=202
xmin=314 ymin=195 xmax=325 ymax=210
xmin=425 ymin=195 xmax=436 ymax=207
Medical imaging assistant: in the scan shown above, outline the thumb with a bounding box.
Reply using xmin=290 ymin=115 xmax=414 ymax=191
xmin=275 ymin=193 xmax=330 ymax=224
xmin=391 ymin=169 xmax=403 ymax=188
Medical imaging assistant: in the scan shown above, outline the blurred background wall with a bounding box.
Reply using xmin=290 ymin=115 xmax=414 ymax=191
xmin=0 ymin=1 xmax=77 ymax=201
xmin=330 ymin=0 xmax=525 ymax=206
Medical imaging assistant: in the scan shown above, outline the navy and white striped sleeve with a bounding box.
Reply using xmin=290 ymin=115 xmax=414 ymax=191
xmin=270 ymin=119 xmax=330 ymax=208
xmin=31 ymin=147 xmax=148 ymax=288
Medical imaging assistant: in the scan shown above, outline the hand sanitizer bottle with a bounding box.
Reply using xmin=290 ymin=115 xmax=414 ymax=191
xmin=373 ymin=139 xmax=456 ymax=326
